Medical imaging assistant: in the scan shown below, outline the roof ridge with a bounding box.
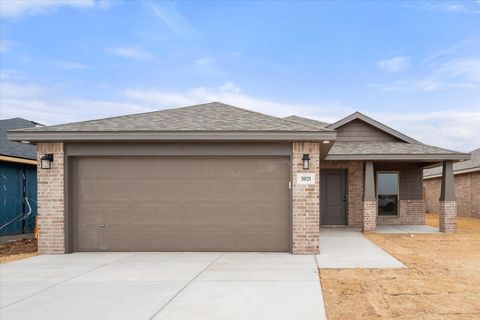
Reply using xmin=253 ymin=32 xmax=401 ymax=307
xmin=284 ymin=115 xmax=330 ymax=127
xmin=212 ymin=102 xmax=327 ymax=131
xmin=282 ymin=116 xmax=323 ymax=130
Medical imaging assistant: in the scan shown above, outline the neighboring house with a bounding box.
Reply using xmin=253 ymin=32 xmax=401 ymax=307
xmin=423 ymin=148 xmax=479 ymax=218
xmin=0 ymin=118 xmax=40 ymax=236
xmin=7 ymin=102 xmax=469 ymax=254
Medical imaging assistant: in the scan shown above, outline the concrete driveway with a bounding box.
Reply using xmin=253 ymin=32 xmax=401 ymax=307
xmin=0 ymin=253 xmax=326 ymax=320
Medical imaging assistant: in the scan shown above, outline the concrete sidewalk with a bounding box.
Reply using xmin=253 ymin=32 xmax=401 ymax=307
xmin=376 ymin=225 xmax=439 ymax=233
xmin=0 ymin=253 xmax=326 ymax=320
xmin=316 ymin=229 xmax=406 ymax=268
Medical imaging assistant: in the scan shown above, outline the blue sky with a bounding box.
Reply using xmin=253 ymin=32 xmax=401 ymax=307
xmin=0 ymin=0 xmax=479 ymax=151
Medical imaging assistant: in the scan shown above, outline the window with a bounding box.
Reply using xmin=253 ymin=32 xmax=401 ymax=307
xmin=377 ymin=172 xmax=399 ymax=215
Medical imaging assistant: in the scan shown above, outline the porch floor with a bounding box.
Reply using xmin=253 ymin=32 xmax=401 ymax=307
xmin=376 ymin=225 xmax=439 ymax=233
xmin=316 ymin=229 xmax=405 ymax=269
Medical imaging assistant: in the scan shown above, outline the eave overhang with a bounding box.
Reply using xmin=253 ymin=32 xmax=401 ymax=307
xmin=325 ymin=153 xmax=471 ymax=161
xmin=7 ymin=130 xmax=337 ymax=143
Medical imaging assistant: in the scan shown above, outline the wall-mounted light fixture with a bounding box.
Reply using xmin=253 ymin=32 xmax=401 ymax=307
xmin=322 ymin=140 xmax=330 ymax=144
xmin=302 ymin=154 xmax=310 ymax=170
xmin=40 ymin=154 xmax=54 ymax=169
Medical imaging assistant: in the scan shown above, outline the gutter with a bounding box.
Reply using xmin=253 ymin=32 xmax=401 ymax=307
xmin=7 ymin=130 xmax=337 ymax=142
xmin=325 ymin=153 xmax=471 ymax=161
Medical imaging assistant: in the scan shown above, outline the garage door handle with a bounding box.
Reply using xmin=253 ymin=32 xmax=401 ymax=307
xmin=98 ymin=223 xmax=107 ymax=228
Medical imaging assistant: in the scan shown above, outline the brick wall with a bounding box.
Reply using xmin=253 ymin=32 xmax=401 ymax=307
xmin=424 ymin=171 xmax=480 ymax=218
xmin=363 ymin=200 xmax=377 ymax=232
xmin=439 ymin=200 xmax=456 ymax=233
xmin=377 ymin=200 xmax=425 ymax=225
xmin=37 ymin=143 xmax=65 ymax=254
xmin=320 ymin=161 xmax=363 ymax=227
xmin=292 ymin=142 xmax=320 ymax=254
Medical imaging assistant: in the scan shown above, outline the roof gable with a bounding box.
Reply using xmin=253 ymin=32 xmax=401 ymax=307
xmin=327 ymin=112 xmax=418 ymax=144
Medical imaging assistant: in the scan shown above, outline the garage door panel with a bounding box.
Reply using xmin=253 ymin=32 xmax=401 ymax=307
xmin=75 ymin=157 xmax=290 ymax=252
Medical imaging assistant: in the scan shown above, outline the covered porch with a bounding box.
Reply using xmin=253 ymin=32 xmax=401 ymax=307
xmin=323 ymin=140 xmax=470 ymax=234
xmin=363 ymin=160 xmax=458 ymax=233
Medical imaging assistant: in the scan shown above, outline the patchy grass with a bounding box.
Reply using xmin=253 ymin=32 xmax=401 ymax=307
xmin=320 ymin=214 xmax=480 ymax=319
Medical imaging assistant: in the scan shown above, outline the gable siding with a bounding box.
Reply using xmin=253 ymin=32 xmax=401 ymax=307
xmin=336 ymin=119 xmax=401 ymax=142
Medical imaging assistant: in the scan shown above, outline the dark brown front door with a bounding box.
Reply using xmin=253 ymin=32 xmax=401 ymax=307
xmin=320 ymin=170 xmax=347 ymax=225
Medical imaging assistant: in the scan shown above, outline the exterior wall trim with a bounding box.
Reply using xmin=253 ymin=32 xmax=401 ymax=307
xmin=326 ymin=154 xmax=470 ymax=161
xmin=65 ymin=142 xmax=292 ymax=157
xmin=0 ymin=155 xmax=37 ymax=165
xmin=8 ymin=131 xmax=337 ymax=142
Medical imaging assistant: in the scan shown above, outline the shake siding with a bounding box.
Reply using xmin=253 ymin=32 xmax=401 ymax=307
xmin=336 ymin=119 xmax=401 ymax=142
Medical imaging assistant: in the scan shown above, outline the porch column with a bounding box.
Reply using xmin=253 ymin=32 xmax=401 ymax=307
xmin=363 ymin=161 xmax=377 ymax=232
xmin=439 ymin=161 xmax=456 ymax=233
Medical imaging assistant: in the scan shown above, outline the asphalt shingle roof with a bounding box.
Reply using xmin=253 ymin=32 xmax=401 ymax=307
xmin=0 ymin=118 xmax=39 ymax=160
xmin=424 ymin=148 xmax=480 ymax=177
xmin=17 ymin=102 xmax=332 ymax=132
xmin=328 ymin=141 xmax=459 ymax=156
xmin=284 ymin=115 xmax=330 ymax=129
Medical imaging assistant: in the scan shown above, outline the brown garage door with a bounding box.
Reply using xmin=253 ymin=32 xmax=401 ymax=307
xmin=74 ymin=157 xmax=290 ymax=252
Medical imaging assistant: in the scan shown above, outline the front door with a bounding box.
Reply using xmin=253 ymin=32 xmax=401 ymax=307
xmin=320 ymin=170 xmax=347 ymax=225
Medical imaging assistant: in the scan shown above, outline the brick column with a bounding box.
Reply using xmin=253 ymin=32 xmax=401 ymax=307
xmin=37 ymin=143 xmax=65 ymax=254
xmin=292 ymin=142 xmax=320 ymax=254
xmin=439 ymin=161 xmax=456 ymax=233
xmin=439 ymin=201 xmax=456 ymax=233
xmin=363 ymin=201 xmax=377 ymax=232
xmin=363 ymin=161 xmax=377 ymax=232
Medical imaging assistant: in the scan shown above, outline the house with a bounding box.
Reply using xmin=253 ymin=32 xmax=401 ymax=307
xmin=424 ymin=148 xmax=479 ymax=218
xmin=7 ymin=102 xmax=470 ymax=254
xmin=0 ymin=118 xmax=40 ymax=236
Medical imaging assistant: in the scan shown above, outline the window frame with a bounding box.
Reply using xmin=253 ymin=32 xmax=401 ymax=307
xmin=376 ymin=171 xmax=400 ymax=216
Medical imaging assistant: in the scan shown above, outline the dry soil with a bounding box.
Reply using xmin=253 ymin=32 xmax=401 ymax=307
xmin=319 ymin=214 xmax=480 ymax=320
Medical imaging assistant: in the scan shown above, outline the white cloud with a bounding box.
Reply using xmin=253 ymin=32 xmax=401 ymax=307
xmin=107 ymin=47 xmax=153 ymax=60
xmin=48 ymin=61 xmax=91 ymax=70
xmin=0 ymin=40 xmax=14 ymax=53
xmin=404 ymin=2 xmax=480 ymax=15
xmin=435 ymin=57 xmax=480 ymax=82
xmin=0 ymin=0 xmax=110 ymax=18
xmin=145 ymin=0 xmax=197 ymax=37
xmin=0 ymin=69 xmax=25 ymax=80
xmin=194 ymin=57 xmax=212 ymax=67
xmin=218 ymin=82 xmax=241 ymax=92
xmin=125 ymin=84 xmax=351 ymax=122
xmin=2 ymin=80 xmax=478 ymax=151
xmin=377 ymin=56 xmax=411 ymax=73
xmin=375 ymin=111 xmax=480 ymax=152
xmin=373 ymin=56 xmax=480 ymax=92
xmin=0 ymin=82 xmax=150 ymax=125
xmin=372 ymin=39 xmax=480 ymax=92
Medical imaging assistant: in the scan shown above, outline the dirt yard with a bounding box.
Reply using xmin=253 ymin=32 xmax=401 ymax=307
xmin=320 ymin=214 xmax=480 ymax=320
xmin=0 ymin=238 xmax=38 ymax=264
